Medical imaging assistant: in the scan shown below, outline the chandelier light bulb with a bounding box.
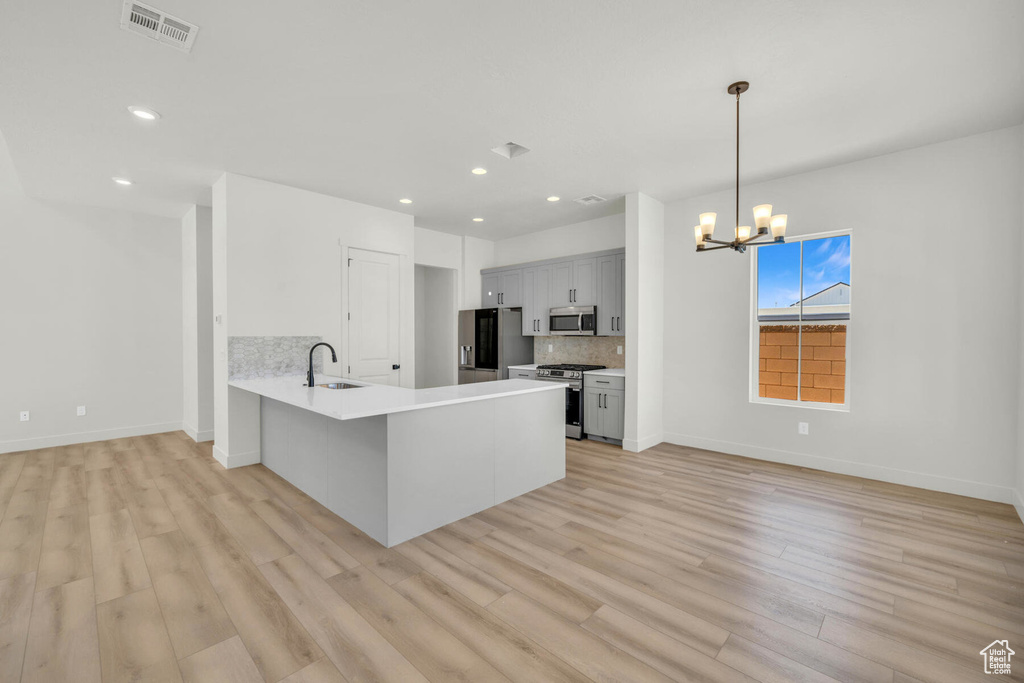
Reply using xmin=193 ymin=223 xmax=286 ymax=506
xmin=699 ymin=212 xmax=716 ymax=237
xmin=753 ymin=204 xmax=773 ymax=231
xmin=694 ymin=226 xmax=705 ymax=247
xmin=770 ymin=214 xmax=788 ymax=239
xmin=736 ymin=226 xmax=751 ymax=241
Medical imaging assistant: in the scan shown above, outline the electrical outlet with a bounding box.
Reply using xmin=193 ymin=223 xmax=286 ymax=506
xmin=617 ymin=345 xmax=623 ymax=355
xmin=548 ymin=344 xmax=553 ymax=353
xmin=77 ymin=406 xmax=87 ymax=417
xmin=19 ymin=411 xmax=29 ymax=422
xmin=798 ymin=422 xmax=809 ymax=435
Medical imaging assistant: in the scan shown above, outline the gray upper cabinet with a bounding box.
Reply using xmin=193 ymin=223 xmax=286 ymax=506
xmin=482 ymin=248 xmax=624 ymax=336
xmin=549 ymin=260 xmax=573 ymax=308
xmin=521 ymin=265 xmax=551 ymax=336
xmin=481 ymin=268 xmax=522 ymax=307
xmin=481 ymin=273 xmax=500 ymax=307
xmin=572 ymin=257 xmax=597 ymax=306
xmin=498 ymin=269 xmax=522 ymax=307
xmin=596 ymin=253 xmax=625 ymax=336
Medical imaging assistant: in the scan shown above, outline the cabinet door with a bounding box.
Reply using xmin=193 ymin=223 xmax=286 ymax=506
xmin=458 ymin=369 xmax=476 ymax=385
xmin=499 ymin=269 xmax=522 ymax=307
xmin=596 ymin=255 xmax=619 ymax=336
xmin=533 ymin=265 xmax=551 ymax=335
xmin=615 ymin=253 xmax=625 ymax=335
xmin=572 ymin=257 xmax=597 ymax=306
xmin=521 ymin=267 xmax=537 ymax=335
xmin=602 ymin=389 xmax=624 ymax=440
xmin=481 ymin=273 xmax=499 ymax=307
xmin=583 ymin=387 xmax=604 ymax=437
xmin=549 ymin=261 xmax=573 ymax=308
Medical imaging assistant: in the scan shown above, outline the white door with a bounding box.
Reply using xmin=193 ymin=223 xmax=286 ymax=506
xmin=348 ymin=248 xmax=401 ymax=385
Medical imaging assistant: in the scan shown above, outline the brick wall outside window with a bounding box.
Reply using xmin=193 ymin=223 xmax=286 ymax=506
xmin=758 ymin=324 xmax=846 ymax=404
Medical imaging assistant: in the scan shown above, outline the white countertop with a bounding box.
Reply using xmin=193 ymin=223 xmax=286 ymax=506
xmin=507 ymin=364 xmax=540 ymax=371
xmin=229 ymin=374 xmax=564 ymax=421
xmin=584 ymin=368 xmax=626 ymax=378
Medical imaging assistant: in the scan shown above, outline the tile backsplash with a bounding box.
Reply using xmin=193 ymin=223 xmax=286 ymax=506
xmin=533 ymin=336 xmax=624 ymax=368
xmin=229 ymin=336 xmax=324 ymax=381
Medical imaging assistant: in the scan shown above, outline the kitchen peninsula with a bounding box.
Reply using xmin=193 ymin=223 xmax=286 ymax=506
xmin=229 ymin=375 xmax=565 ymax=547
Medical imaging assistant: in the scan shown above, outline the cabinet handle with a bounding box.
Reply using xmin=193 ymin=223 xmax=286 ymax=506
xmin=616 ymin=316 xmax=620 ymax=331
xmin=596 ymin=380 xmax=609 ymax=384
xmin=573 ymin=288 xmax=577 ymax=302
xmin=611 ymin=316 xmax=614 ymax=330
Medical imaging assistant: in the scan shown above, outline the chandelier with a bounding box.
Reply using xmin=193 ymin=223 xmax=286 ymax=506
xmin=695 ymin=81 xmax=788 ymax=253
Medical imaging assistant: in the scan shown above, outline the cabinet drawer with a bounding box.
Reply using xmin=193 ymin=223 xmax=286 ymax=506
xmin=510 ymin=369 xmax=537 ymax=380
xmin=584 ymin=374 xmax=625 ymax=391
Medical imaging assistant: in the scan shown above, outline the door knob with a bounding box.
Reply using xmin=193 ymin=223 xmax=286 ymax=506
xmin=392 ymin=364 xmax=401 ymax=370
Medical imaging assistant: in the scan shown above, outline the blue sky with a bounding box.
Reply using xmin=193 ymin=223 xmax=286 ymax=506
xmin=757 ymin=235 xmax=850 ymax=309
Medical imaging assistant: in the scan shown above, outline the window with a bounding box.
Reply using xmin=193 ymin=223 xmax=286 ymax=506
xmin=752 ymin=231 xmax=850 ymax=408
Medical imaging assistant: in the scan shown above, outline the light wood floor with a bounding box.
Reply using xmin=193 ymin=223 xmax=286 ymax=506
xmin=1 ymin=432 xmax=1022 ymax=682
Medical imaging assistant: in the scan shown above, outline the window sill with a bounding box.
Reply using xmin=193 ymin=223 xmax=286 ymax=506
xmin=749 ymin=396 xmax=849 ymax=413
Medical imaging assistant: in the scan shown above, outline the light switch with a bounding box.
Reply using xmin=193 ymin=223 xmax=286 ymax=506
xmin=19 ymin=411 xmax=29 ymax=422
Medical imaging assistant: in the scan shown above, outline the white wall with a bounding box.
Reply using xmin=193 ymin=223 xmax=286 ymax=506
xmin=663 ymin=125 xmax=1023 ymax=504
xmin=181 ymin=205 xmax=214 ymax=442
xmin=0 ymin=136 xmax=182 ymax=452
xmin=212 ymin=173 xmax=416 ymax=466
xmin=462 ymin=235 xmax=495 ymax=309
xmin=492 ymin=213 xmax=625 ymax=267
xmin=624 ymin=194 xmax=664 ymax=452
xmin=415 ymin=265 xmax=457 ymax=388
xmin=1018 ymin=128 xmax=1024 ymax=520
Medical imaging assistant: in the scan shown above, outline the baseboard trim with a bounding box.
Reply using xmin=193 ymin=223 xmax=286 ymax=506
xmin=0 ymin=421 xmax=184 ymax=455
xmin=662 ymin=431 xmax=1015 ymax=505
xmin=623 ymin=432 xmax=663 ymax=453
xmin=183 ymin=423 xmax=215 ymax=443
xmin=1014 ymin=489 xmax=1024 ymax=525
xmin=212 ymin=445 xmax=260 ymax=470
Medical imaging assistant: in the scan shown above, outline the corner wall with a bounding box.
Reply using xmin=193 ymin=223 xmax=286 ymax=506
xmin=181 ymin=205 xmax=214 ymax=442
xmin=624 ymin=193 xmax=664 ymax=452
xmin=663 ymin=125 xmax=1023 ymax=504
xmin=0 ymin=134 xmax=182 ymax=452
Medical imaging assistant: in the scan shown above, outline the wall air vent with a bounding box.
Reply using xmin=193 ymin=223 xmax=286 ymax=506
xmin=573 ymin=194 xmax=607 ymax=206
xmin=120 ymin=1 xmax=199 ymax=53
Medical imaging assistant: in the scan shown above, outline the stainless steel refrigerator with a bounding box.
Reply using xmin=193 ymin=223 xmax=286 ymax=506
xmin=458 ymin=308 xmax=533 ymax=384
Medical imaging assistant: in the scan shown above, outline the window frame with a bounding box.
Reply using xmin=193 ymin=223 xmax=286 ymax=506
xmin=749 ymin=229 xmax=852 ymax=412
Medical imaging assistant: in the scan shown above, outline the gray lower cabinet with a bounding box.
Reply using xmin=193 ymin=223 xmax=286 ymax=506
xmin=509 ymin=368 xmax=537 ymax=380
xmin=584 ymin=375 xmax=624 ymax=441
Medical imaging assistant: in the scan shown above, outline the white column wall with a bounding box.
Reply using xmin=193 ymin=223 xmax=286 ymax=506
xmin=624 ymin=192 xmax=665 ymax=452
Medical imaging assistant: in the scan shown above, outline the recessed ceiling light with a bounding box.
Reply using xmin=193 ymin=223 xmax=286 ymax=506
xmin=399 ymin=198 xmax=412 ymax=204
xmin=127 ymin=106 xmax=160 ymax=121
xmin=471 ymin=168 xmax=487 ymax=175
xmin=112 ymin=177 xmax=133 ymax=186
xmin=472 ymin=217 xmax=484 ymax=222
xmin=547 ymin=196 xmax=560 ymax=202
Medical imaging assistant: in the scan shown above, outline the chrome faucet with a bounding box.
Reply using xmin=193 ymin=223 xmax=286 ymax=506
xmin=307 ymin=342 xmax=337 ymax=388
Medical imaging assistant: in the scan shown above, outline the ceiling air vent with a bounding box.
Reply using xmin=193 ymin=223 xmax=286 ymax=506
xmin=120 ymin=1 xmax=199 ymax=53
xmin=491 ymin=142 xmax=531 ymax=160
xmin=574 ymin=194 xmax=607 ymax=206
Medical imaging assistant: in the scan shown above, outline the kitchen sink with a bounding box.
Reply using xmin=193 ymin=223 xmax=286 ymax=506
xmin=316 ymin=383 xmax=362 ymax=390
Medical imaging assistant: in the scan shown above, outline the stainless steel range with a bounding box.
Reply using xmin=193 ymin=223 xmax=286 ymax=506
xmin=536 ymin=364 xmax=606 ymax=439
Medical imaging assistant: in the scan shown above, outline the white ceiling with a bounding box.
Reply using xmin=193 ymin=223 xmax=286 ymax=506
xmin=1 ymin=0 xmax=1021 ymax=239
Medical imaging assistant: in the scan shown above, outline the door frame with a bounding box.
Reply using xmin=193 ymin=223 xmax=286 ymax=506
xmin=341 ymin=245 xmax=406 ymax=386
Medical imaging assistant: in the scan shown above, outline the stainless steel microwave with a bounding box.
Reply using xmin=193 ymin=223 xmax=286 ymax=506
xmin=549 ymin=306 xmax=597 ymax=336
